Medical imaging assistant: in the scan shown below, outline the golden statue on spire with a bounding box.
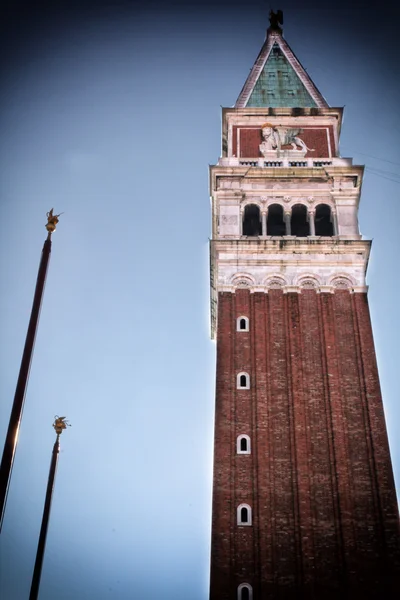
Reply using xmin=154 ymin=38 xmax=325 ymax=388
xmin=269 ymin=9 xmax=284 ymax=34
xmin=45 ymin=209 xmax=62 ymax=235
xmin=53 ymin=416 xmax=71 ymax=436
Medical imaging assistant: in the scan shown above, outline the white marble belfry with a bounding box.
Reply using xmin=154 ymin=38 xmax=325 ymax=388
xmin=209 ymin=107 xmax=369 ymax=338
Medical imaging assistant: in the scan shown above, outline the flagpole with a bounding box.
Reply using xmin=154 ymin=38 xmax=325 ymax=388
xmin=0 ymin=210 xmax=61 ymax=531
xmin=29 ymin=417 xmax=70 ymax=600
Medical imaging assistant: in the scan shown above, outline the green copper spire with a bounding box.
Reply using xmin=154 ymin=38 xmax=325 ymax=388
xmin=235 ymin=17 xmax=328 ymax=110
xmin=246 ymin=43 xmax=317 ymax=108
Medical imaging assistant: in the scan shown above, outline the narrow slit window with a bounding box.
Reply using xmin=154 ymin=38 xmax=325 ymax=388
xmin=237 ymin=372 xmax=250 ymax=389
xmin=238 ymin=584 xmax=253 ymax=600
xmin=241 ymin=587 xmax=251 ymax=600
xmin=237 ymin=435 xmax=251 ymax=454
xmin=237 ymin=316 xmax=249 ymax=332
xmin=237 ymin=504 xmax=252 ymax=526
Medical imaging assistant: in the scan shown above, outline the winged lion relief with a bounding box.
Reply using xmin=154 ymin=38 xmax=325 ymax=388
xmin=259 ymin=123 xmax=314 ymax=158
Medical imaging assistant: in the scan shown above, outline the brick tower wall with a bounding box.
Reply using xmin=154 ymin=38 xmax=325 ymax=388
xmin=210 ymin=288 xmax=400 ymax=599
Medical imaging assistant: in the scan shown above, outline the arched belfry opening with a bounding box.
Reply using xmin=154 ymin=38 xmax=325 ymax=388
xmin=291 ymin=204 xmax=309 ymax=236
xmin=242 ymin=204 xmax=261 ymax=236
xmin=315 ymin=204 xmax=334 ymax=236
xmin=267 ymin=204 xmax=285 ymax=235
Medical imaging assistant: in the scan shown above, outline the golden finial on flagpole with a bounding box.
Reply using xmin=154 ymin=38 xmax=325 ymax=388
xmin=29 ymin=415 xmax=70 ymax=600
xmin=45 ymin=209 xmax=63 ymax=236
xmin=52 ymin=415 xmax=71 ymax=437
xmin=0 ymin=210 xmax=61 ymax=531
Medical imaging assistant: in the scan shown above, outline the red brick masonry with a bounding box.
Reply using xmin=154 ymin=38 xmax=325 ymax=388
xmin=210 ymin=289 xmax=400 ymax=599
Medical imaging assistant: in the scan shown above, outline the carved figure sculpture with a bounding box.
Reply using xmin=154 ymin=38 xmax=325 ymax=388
xmin=269 ymin=10 xmax=284 ymax=33
xmin=259 ymin=124 xmax=280 ymax=155
xmin=259 ymin=125 xmax=314 ymax=157
xmin=278 ymin=128 xmax=314 ymax=152
xmin=45 ymin=208 xmax=63 ymax=234
xmin=53 ymin=416 xmax=71 ymax=435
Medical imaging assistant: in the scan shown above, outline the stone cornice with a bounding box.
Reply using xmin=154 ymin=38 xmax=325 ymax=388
xmin=211 ymin=237 xmax=369 ymax=253
xmin=209 ymin=238 xmax=371 ymax=337
xmin=210 ymin=239 xmax=371 ymax=274
xmin=209 ymin=164 xmax=364 ymax=194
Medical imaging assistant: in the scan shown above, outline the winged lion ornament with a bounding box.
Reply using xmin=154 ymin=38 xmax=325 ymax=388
xmin=277 ymin=128 xmax=314 ymax=153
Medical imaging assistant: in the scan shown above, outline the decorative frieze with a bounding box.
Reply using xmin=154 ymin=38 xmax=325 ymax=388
xmin=210 ymin=238 xmax=369 ymax=304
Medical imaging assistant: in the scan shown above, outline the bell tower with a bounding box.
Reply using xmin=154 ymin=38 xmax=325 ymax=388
xmin=209 ymin=13 xmax=400 ymax=600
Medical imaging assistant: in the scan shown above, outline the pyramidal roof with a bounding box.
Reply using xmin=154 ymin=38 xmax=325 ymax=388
xmin=235 ymin=29 xmax=328 ymax=109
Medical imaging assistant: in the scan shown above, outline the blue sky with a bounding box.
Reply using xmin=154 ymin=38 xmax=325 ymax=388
xmin=1 ymin=1 xmax=399 ymax=598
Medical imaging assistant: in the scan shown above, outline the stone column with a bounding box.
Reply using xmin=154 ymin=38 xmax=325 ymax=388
xmin=332 ymin=210 xmax=338 ymax=236
xmin=284 ymin=210 xmax=291 ymax=236
xmin=262 ymin=209 xmax=268 ymax=236
xmin=309 ymin=210 xmax=316 ymax=236
xmin=239 ymin=207 xmax=244 ymax=236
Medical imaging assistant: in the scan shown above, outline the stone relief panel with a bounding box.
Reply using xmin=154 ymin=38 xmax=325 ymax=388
xmin=221 ymin=215 xmax=238 ymax=224
xmin=259 ymin=124 xmax=314 ymax=159
xmin=232 ymin=124 xmax=335 ymax=158
xmin=263 ymin=276 xmax=287 ymax=289
xmin=298 ymin=277 xmax=320 ymax=289
xmin=216 ymin=266 xmax=365 ymax=293
xmin=336 ymin=205 xmax=359 ymax=236
xmin=231 ymin=274 xmax=256 ymax=289
xmin=219 ymin=207 xmax=240 ymax=236
xmin=330 ymin=276 xmax=354 ymax=289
